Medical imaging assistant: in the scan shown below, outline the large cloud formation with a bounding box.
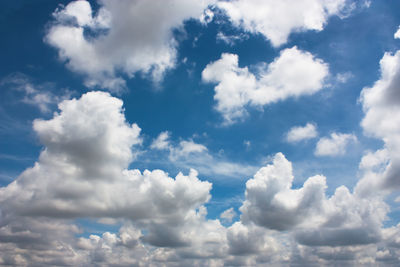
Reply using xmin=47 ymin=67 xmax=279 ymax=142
xmin=46 ymin=0 xmax=215 ymax=91
xmin=358 ymin=50 xmax=400 ymax=192
xmin=0 ymin=90 xmax=398 ymax=266
xmin=0 ymin=92 xmax=219 ymax=262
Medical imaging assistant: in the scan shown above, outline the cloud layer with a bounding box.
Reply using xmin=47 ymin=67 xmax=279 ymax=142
xmin=0 ymin=89 xmax=396 ymax=265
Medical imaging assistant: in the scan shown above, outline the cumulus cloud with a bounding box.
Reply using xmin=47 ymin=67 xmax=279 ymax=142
xmin=150 ymin=131 xmax=171 ymax=150
xmin=46 ymin=0 xmax=215 ymax=91
xmin=240 ymin=153 xmax=328 ymax=231
xmin=315 ymin=132 xmax=357 ymax=156
xmin=395 ymin=26 xmax=400 ymax=39
xmin=202 ymin=47 xmax=329 ymax=124
xmin=226 ymin=222 xmax=282 ymax=259
xmin=240 ymin=153 xmax=387 ymax=247
xmin=0 ymin=92 xmax=215 ymax=253
xmin=357 ymin=49 xmax=400 ymax=191
xmin=286 ymin=123 xmax=318 ymax=143
xmin=1 ymin=75 xmax=398 ymax=264
xmin=217 ymin=0 xmax=348 ymax=46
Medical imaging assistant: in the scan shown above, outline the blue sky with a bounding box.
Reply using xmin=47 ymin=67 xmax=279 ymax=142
xmin=1 ymin=0 xmax=400 ymax=265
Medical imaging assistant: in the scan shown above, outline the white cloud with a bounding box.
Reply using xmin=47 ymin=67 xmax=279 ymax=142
xmin=395 ymin=26 xmax=400 ymax=39
xmin=240 ymin=153 xmax=387 ymax=247
xmin=217 ymin=0 xmax=348 ymax=47
xmin=149 ymin=132 xmax=259 ymax=179
xmin=46 ymin=0 xmax=215 ymax=91
xmin=220 ymin=207 xmax=236 ymax=223
xmin=202 ymin=47 xmax=329 ymax=124
xmin=150 ymin=131 xmax=171 ymax=150
xmin=240 ymin=153 xmax=328 ymax=231
xmin=216 ymin=32 xmax=249 ymax=46
xmin=315 ymin=132 xmax=357 ymax=156
xmin=286 ymin=123 xmax=318 ymax=143
xmin=0 ymin=92 xmax=214 ymax=251
xmin=357 ymin=49 xmax=400 ymax=191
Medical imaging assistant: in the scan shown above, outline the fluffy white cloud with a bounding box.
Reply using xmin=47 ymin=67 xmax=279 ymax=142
xmin=150 ymin=131 xmax=171 ymax=150
xmin=217 ymin=0 xmax=348 ymax=46
xmin=358 ymin=50 xmax=400 ymax=190
xmin=240 ymin=153 xmax=328 ymax=231
xmin=0 ymin=92 xmax=214 ymax=252
xmin=46 ymin=0 xmax=215 ymax=91
xmin=395 ymin=26 xmax=400 ymax=39
xmin=202 ymin=47 xmax=329 ymax=124
xmin=286 ymin=123 xmax=318 ymax=143
xmin=315 ymin=132 xmax=357 ymax=156
xmin=240 ymin=153 xmax=387 ymax=247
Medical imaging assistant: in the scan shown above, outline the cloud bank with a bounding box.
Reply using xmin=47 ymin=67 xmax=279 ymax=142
xmin=0 ymin=88 xmax=398 ymax=265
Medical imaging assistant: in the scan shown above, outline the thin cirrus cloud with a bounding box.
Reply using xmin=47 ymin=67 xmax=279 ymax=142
xmin=286 ymin=123 xmax=318 ymax=143
xmin=202 ymin=47 xmax=329 ymax=124
xmin=149 ymin=131 xmax=259 ymax=179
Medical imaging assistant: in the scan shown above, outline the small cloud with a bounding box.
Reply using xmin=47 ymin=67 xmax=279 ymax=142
xmin=199 ymin=8 xmax=214 ymax=25
xmin=150 ymin=131 xmax=171 ymax=150
xmin=286 ymin=123 xmax=318 ymax=143
xmin=315 ymin=132 xmax=357 ymax=157
xmin=395 ymin=26 xmax=400 ymax=39
xmin=335 ymin=72 xmax=353 ymax=84
xmin=1 ymin=73 xmax=72 ymax=113
xmin=220 ymin=208 xmax=236 ymax=223
xmin=243 ymin=140 xmax=251 ymax=148
xmin=216 ymin=32 xmax=249 ymax=46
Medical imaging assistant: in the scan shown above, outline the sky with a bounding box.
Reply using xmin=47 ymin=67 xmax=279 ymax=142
xmin=1 ymin=0 xmax=400 ymax=266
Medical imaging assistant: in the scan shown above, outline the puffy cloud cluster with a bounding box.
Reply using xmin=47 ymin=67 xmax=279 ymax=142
xmin=46 ymin=0 xmax=215 ymax=91
xmin=217 ymin=0 xmax=348 ymax=46
xmin=0 ymin=92 xmax=215 ymax=256
xmin=202 ymin=47 xmax=329 ymax=124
